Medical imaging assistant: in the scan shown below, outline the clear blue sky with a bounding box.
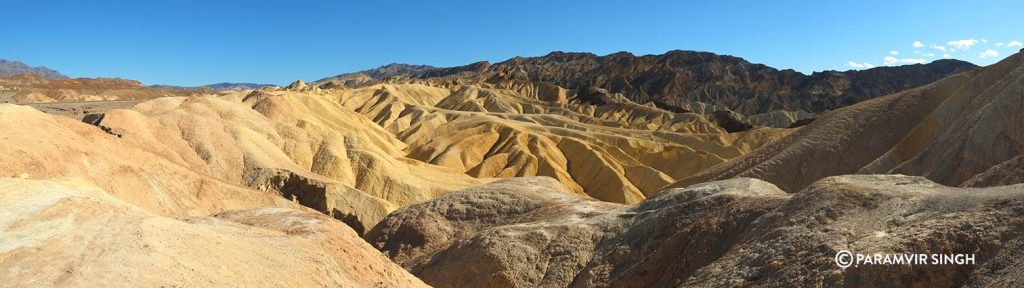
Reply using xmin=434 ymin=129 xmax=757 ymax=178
xmin=2 ymin=0 xmax=1021 ymax=86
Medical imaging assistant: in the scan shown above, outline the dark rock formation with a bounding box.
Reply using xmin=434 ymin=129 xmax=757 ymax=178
xmin=318 ymin=50 xmax=977 ymax=115
xmin=711 ymin=110 xmax=754 ymax=132
xmin=787 ymin=117 xmax=817 ymax=128
xmin=961 ymin=155 xmax=1024 ymax=187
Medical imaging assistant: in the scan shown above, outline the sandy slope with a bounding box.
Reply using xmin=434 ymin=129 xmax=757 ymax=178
xmin=0 ymin=104 xmax=296 ymax=217
xmin=0 ymin=177 xmax=426 ymax=287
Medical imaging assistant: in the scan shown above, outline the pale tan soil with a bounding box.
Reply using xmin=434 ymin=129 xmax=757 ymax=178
xmin=0 ymin=177 xmax=426 ymax=288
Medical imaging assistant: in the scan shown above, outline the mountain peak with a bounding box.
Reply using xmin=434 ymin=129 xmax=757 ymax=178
xmin=0 ymin=59 xmax=67 ymax=79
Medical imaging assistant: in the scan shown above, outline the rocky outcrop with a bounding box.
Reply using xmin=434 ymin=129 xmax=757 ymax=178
xmin=961 ymin=155 xmax=1024 ymax=187
xmin=745 ymin=109 xmax=817 ymax=128
xmin=0 ymin=177 xmax=427 ymax=287
xmin=368 ymin=175 xmax=1024 ymax=287
xmin=711 ymin=110 xmax=754 ymax=132
xmin=285 ymin=79 xmax=309 ymax=90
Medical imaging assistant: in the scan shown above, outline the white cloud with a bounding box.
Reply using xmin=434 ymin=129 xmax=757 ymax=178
xmin=931 ymin=45 xmax=946 ymax=51
xmin=951 ymin=48 xmax=957 ymax=52
xmin=981 ymin=38 xmax=988 ymax=43
xmin=913 ymin=51 xmax=936 ymax=57
xmin=1008 ymin=41 xmax=1023 ymax=48
xmin=884 ymin=56 xmax=926 ymax=65
xmin=912 ymin=41 xmax=924 ymax=48
xmin=996 ymin=42 xmax=1005 ymax=47
xmin=943 ymin=53 xmax=951 ymax=58
xmin=947 ymin=39 xmax=979 ymax=50
xmin=979 ymin=49 xmax=1000 ymax=59
xmin=890 ymin=50 xmax=899 ymax=55
xmin=847 ymin=61 xmax=876 ymax=69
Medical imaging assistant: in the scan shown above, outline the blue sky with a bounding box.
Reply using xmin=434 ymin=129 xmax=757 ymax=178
xmin=1 ymin=0 xmax=1021 ymax=86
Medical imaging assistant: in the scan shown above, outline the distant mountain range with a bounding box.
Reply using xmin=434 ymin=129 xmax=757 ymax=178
xmin=3 ymin=51 xmax=980 ymax=115
xmin=0 ymin=59 xmax=67 ymax=79
xmin=0 ymin=59 xmax=275 ymax=92
xmin=198 ymin=82 xmax=279 ymax=91
xmin=150 ymin=82 xmax=279 ymax=91
xmin=0 ymin=73 xmax=201 ymax=104
xmin=318 ymin=51 xmax=978 ymax=115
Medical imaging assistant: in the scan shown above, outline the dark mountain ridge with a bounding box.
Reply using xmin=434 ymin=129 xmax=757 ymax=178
xmin=0 ymin=59 xmax=68 ymax=79
xmin=317 ymin=50 xmax=978 ymax=115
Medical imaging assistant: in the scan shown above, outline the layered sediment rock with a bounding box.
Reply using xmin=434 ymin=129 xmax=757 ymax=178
xmin=673 ymin=51 xmax=1024 ymax=191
